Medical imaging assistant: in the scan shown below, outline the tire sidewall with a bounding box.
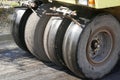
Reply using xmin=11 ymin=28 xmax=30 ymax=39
xmin=77 ymin=15 xmax=120 ymax=79
xmin=12 ymin=9 xmax=32 ymax=51
xmin=24 ymin=4 xmax=52 ymax=61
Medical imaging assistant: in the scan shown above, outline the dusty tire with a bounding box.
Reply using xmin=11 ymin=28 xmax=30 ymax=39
xmin=44 ymin=17 xmax=71 ymax=66
xmin=25 ymin=4 xmax=52 ymax=62
xmin=63 ymin=14 xmax=120 ymax=79
xmin=12 ymin=9 xmax=32 ymax=51
xmin=63 ymin=21 xmax=85 ymax=78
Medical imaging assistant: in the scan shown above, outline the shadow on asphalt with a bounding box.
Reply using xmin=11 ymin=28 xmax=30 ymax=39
xmin=0 ymin=48 xmax=34 ymax=61
xmin=0 ymin=47 xmax=120 ymax=80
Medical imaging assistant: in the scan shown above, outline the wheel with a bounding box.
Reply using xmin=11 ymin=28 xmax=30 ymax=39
xmin=25 ymin=4 xmax=52 ymax=62
xmin=12 ymin=9 xmax=32 ymax=51
xmin=43 ymin=17 xmax=71 ymax=66
xmin=63 ymin=14 xmax=120 ymax=79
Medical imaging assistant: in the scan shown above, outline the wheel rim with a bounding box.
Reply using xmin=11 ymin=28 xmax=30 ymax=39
xmin=86 ymin=28 xmax=113 ymax=65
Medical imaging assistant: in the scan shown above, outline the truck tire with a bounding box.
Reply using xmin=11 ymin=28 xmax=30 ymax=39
xmin=25 ymin=4 xmax=52 ymax=62
xmin=63 ymin=14 xmax=120 ymax=79
xmin=12 ymin=9 xmax=32 ymax=51
xmin=43 ymin=17 xmax=71 ymax=66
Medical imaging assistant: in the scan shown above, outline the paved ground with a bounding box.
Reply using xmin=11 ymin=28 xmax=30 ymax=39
xmin=0 ymin=36 xmax=120 ymax=80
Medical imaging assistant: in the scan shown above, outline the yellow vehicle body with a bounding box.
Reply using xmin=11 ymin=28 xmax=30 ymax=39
xmin=54 ymin=0 xmax=120 ymax=9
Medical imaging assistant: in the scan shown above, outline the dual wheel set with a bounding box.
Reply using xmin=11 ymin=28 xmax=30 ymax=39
xmin=12 ymin=4 xmax=120 ymax=79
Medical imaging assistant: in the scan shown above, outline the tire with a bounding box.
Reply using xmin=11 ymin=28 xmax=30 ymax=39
xmin=63 ymin=14 xmax=120 ymax=79
xmin=12 ymin=9 xmax=32 ymax=51
xmin=25 ymin=4 xmax=52 ymax=62
xmin=43 ymin=17 xmax=71 ymax=66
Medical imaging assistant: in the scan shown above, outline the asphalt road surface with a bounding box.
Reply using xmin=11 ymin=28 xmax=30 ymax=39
xmin=0 ymin=35 xmax=120 ymax=80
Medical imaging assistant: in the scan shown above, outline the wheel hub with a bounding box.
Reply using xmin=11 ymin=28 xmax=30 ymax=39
xmin=87 ymin=29 xmax=113 ymax=65
xmin=91 ymin=39 xmax=100 ymax=53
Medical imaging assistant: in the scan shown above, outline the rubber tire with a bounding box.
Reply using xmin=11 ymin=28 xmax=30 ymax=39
xmin=63 ymin=14 xmax=120 ymax=79
xmin=25 ymin=4 xmax=52 ymax=62
xmin=63 ymin=21 xmax=85 ymax=78
xmin=44 ymin=17 xmax=71 ymax=66
xmin=12 ymin=9 xmax=32 ymax=51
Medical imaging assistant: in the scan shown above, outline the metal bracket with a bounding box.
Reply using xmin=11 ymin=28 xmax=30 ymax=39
xmin=50 ymin=6 xmax=77 ymax=16
xmin=46 ymin=13 xmax=81 ymax=27
xmin=28 ymin=5 xmax=85 ymax=28
xmin=46 ymin=6 xmax=85 ymax=28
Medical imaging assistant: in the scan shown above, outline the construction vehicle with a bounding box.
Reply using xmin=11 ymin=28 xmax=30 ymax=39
xmin=12 ymin=0 xmax=120 ymax=79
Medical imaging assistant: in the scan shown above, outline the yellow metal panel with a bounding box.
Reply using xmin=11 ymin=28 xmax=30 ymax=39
xmin=54 ymin=0 xmax=76 ymax=4
xmin=54 ymin=0 xmax=120 ymax=9
xmin=95 ymin=0 xmax=120 ymax=9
